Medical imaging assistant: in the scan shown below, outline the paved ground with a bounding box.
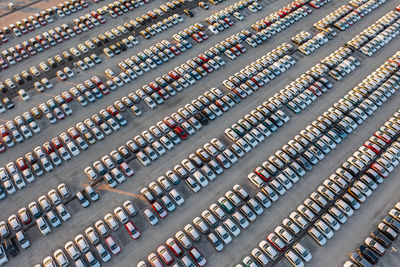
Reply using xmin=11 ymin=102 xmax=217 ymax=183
xmin=1 ymin=0 xmax=400 ymax=266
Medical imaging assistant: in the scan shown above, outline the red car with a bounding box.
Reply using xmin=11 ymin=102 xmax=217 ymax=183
xmin=97 ymin=15 xmax=106 ymax=24
xmin=124 ymin=221 xmax=141 ymax=240
xmin=164 ymin=116 xmax=177 ymax=128
xmin=81 ymin=0 xmax=89 ymax=8
xmin=251 ymin=76 xmax=264 ymax=87
xmin=38 ymin=17 xmax=47 ymax=26
xmin=370 ymin=162 xmax=388 ymax=178
xmin=374 ymin=131 xmax=391 ymax=143
xmin=198 ymin=31 xmax=208 ymax=40
xmin=202 ymin=63 xmax=213 ymax=73
xmin=192 ymin=34 xmax=203 ymax=43
xmin=199 ymin=54 xmax=209 ymax=62
xmin=107 ymin=106 xmax=119 ymax=116
xmin=19 ymin=49 xmax=29 ymax=59
xmin=91 ymin=76 xmax=103 ymax=86
xmin=16 ymin=158 xmax=28 ymax=171
xmin=24 ymin=24 xmax=33 ymax=33
xmin=255 ymin=167 xmax=271 ymax=181
xmin=215 ymin=100 xmax=228 ymax=112
xmin=277 ymin=10 xmax=287 ymax=18
xmin=223 ymin=18 xmax=234 ymax=26
xmin=152 ymin=202 xmax=168 ymax=218
xmin=26 ymin=45 xmax=37 ymax=55
xmin=157 ymin=245 xmax=174 ymax=265
xmin=105 ymin=236 xmax=121 ymax=255
xmin=43 ymin=142 xmax=55 ymax=154
xmin=51 ymin=137 xmax=63 ymax=149
xmin=62 ymin=92 xmax=73 ymax=102
xmin=189 ymin=247 xmax=207 ymax=267
xmin=149 ymin=81 xmax=161 ymax=91
xmin=60 ymin=31 xmax=70 ymax=40
xmin=170 ymin=46 xmax=181 ymax=55
xmin=230 ymin=47 xmax=241 ymax=56
xmin=73 ymin=26 xmax=82 ymax=34
xmin=307 ymin=86 xmax=322 ymax=97
xmin=99 ymin=84 xmax=110 ymax=95
xmin=174 ymin=126 xmax=188 ymax=140
xmin=236 ymin=44 xmax=247 ymax=53
xmin=364 ymin=141 xmax=381 ymax=154
xmin=0 ymin=125 xmax=9 ymax=137
xmin=158 ymin=89 xmax=170 ymax=100
xmin=85 ymin=21 xmax=94 ymax=29
xmin=41 ymin=39 xmax=50 ymax=49
xmin=168 ymin=71 xmax=180 ymax=80
xmin=267 ymin=233 xmax=286 ymax=252
xmin=68 ymin=128 xmax=80 ymax=139
xmin=233 ymin=89 xmax=247 ymax=99
xmin=166 ymin=238 xmax=183 ymax=257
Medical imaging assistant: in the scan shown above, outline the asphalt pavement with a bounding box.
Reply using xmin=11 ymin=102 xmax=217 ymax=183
xmin=1 ymin=0 xmax=400 ymax=266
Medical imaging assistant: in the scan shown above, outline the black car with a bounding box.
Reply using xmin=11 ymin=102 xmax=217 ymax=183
xmin=194 ymin=113 xmax=208 ymax=125
xmin=350 ymin=252 xmax=371 ymax=267
xmin=3 ymin=238 xmax=18 ymax=257
xmin=378 ymin=224 xmax=397 ymax=241
xmin=371 ymin=230 xmax=392 ymax=248
xmin=357 ymin=245 xmax=379 ymax=264
xmin=184 ymin=9 xmax=194 ymax=17
xmin=383 ymin=216 xmax=400 ymax=232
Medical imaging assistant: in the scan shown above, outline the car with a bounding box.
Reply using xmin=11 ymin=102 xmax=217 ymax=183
xmin=357 ymin=245 xmax=379 ymax=265
xmin=114 ymin=207 xmax=129 ymax=224
xmin=125 ymin=221 xmax=141 ymax=240
xmin=175 ymin=230 xmax=192 ymax=249
xmin=365 ymin=237 xmax=385 ymax=256
xmin=143 ymin=209 xmax=158 ymax=225
xmin=166 ymin=237 xmax=183 ymax=257
xmin=122 ymin=200 xmax=137 ymax=217
xmin=293 ymin=242 xmax=312 ymax=262
xmin=75 ymin=234 xmax=90 ymax=253
xmin=105 ymin=236 xmax=121 ymax=255
xmin=157 ymin=245 xmax=174 ymax=264
xmin=285 ymin=250 xmax=304 ymax=267
xmin=189 ymin=247 xmax=206 ymax=267
xmin=267 ymin=233 xmax=286 ymax=252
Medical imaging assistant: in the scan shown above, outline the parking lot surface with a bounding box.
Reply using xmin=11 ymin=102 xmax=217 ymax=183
xmin=1 ymin=0 xmax=400 ymax=266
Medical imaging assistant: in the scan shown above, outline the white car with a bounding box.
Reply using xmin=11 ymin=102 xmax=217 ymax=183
xmin=215 ymin=225 xmax=232 ymax=244
xmin=56 ymin=204 xmax=71 ymax=221
xmin=95 ymin=244 xmax=111 ymax=262
xmin=8 ymin=215 xmax=22 ymax=231
xmin=293 ymin=242 xmax=312 ymax=262
xmin=36 ymin=217 xmax=51 ymax=235
xmin=104 ymin=213 xmax=119 ymax=230
xmin=75 ymin=234 xmax=90 ymax=253
xmin=114 ymin=207 xmax=129 ymax=224
xmin=143 ymin=209 xmax=158 ymax=225
xmin=15 ymin=231 xmax=30 ymax=249
xmin=46 ymin=210 xmax=61 ymax=228
xmin=223 ymin=218 xmax=241 ymax=237
xmin=54 ymin=249 xmax=69 ymax=267
xmin=65 ymin=241 xmax=81 ymax=260
xmin=85 ymin=227 xmax=100 ymax=245
xmin=18 ymin=89 xmax=30 ymax=101
xmin=122 ymin=200 xmax=137 ymax=217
